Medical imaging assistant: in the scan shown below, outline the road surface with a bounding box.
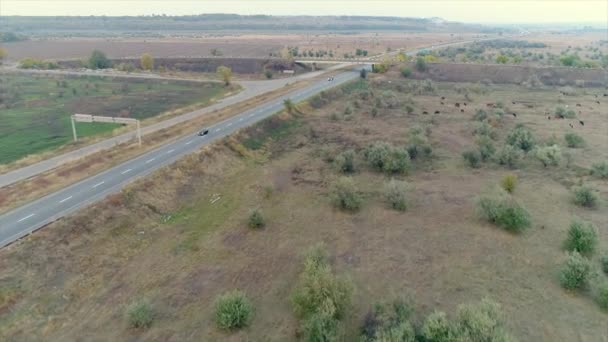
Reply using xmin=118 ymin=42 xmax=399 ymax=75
xmin=0 ymin=68 xmax=363 ymax=248
xmin=0 ymin=63 xmax=351 ymax=188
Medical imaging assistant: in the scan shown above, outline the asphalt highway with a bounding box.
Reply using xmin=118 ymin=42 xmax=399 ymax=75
xmin=0 ymin=68 xmax=363 ymax=248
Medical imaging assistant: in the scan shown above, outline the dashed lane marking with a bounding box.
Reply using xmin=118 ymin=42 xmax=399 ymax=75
xmin=92 ymin=181 xmax=105 ymax=188
xmin=59 ymin=196 xmax=73 ymax=203
xmin=121 ymin=168 xmax=133 ymax=174
xmin=17 ymin=214 xmax=35 ymax=223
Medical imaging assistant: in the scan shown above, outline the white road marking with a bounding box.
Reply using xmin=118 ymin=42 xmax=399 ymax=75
xmin=92 ymin=181 xmax=105 ymax=188
xmin=145 ymin=157 xmax=156 ymax=164
xmin=59 ymin=196 xmax=73 ymax=203
xmin=121 ymin=168 xmax=133 ymax=174
xmin=166 ymin=149 xmax=175 ymax=154
xmin=249 ymin=113 xmax=254 ymax=117
xmin=215 ymin=128 xmax=221 ymax=132
xmin=185 ymin=140 xmax=193 ymax=145
xmin=17 ymin=214 xmax=35 ymax=222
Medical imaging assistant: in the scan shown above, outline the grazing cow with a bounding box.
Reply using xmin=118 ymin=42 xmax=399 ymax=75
xmin=576 ymin=103 xmax=581 ymax=107
xmin=604 ymin=93 xmax=608 ymax=97
xmin=464 ymin=102 xmax=467 ymax=106
xmin=569 ymin=123 xmax=573 ymax=128
xmin=434 ymin=110 xmax=440 ymax=114
xmin=579 ymin=120 xmax=584 ymax=126
xmin=547 ymin=116 xmax=551 ymax=120
xmin=512 ymin=101 xmax=516 ymax=104
xmin=423 ymin=111 xmax=429 ymax=114
xmin=455 ymin=103 xmax=460 ymax=108
xmin=511 ymin=113 xmax=517 ymax=117
xmin=486 ymin=103 xmax=495 ymax=108
xmin=460 ymin=109 xmax=464 ymax=113
xmin=441 ymin=102 xmax=444 ymax=105
xmin=441 ymin=96 xmax=446 ymax=100
xmin=596 ymin=101 xmax=600 ymax=104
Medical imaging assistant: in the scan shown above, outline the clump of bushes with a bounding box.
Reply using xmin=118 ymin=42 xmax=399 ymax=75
xmin=364 ymin=142 xmax=411 ymax=174
xmin=573 ymin=186 xmax=599 ymax=208
xmin=360 ymin=298 xmax=415 ymax=342
xmin=334 ymin=150 xmax=356 ymax=173
xmin=476 ymin=188 xmax=531 ymax=232
xmin=555 ymin=106 xmax=576 ymax=119
xmin=591 ymin=161 xmax=608 ymax=179
xmin=496 ymin=145 xmax=522 ymax=169
xmin=500 ymin=174 xmax=518 ymax=193
xmin=534 ymin=145 xmax=561 ymax=167
xmin=214 ymin=290 xmax=254 ymax=331
xmin=400 ymin=67 xmax=412 ymax=77
xmin=559 ymin=251 xmax=592 ymax=290
xmin=384 ymin=179 xmax=409 ymax=211
xmin=506 ymin=124 xmax=536 ymax=152
xmin=248 ymin=209 xmax=265 ymax=229
xmin=563 ymin=220 xmax=598 ymax=255
xmin=126 ymin=300 xmax=153 ymax=329
xmin=564 ymin=132 xmax=585 ymax=148
xmin=476 ymin=136 xmax=496 ymax=162
xmin=331 ymin=177 xmax=362 ymax=211
xmin=462 ymin=150 xmax=481 ymax=168
xmin=292 ymin=244 xmax=353 ymax=341
xmin=473 ymin=121 xmax=498 ymax=140
xmin=406 ymin=131 xmax=432 ymax=160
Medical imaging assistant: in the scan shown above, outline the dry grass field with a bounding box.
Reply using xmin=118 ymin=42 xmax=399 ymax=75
xmin=3 ymin=32 xmax=480 ymax=61
xmin=0 ymin=72 xmax=607 ymax=341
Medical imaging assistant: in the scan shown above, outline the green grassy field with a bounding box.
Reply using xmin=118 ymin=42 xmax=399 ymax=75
xmin=0 ymin=74 xmax=229 ymax=164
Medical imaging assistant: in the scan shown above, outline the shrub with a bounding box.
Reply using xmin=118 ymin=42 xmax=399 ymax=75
xmin=559 ymin=251 xmax=592 ymax=290
xmin=591 ymin=161 xmax=608 ymax=179
xmin=363 ymin=142 xmax=410 ymax=174
xmin=331 ymin=177 xmax=362 ymax=211
xmin=602 ymin=254 xmax=608 ymax=274
xmin=415 ymin=57 xmax=428 ymax=72
xmin=462 ymin=150 xmax=481 ymax=168
xmin=506 ymin=125 xmax=536 ymax=151
xmin=264 ymin=70 xmax=273 ymax=79
xmin=88 ymin=49 xmax=111 ymax=69
xmin=598 ymin=285 xmax=608 ymax=310
xmin=292 ymin=245 xmax=352 ymax=338
xmin=334 ymin=150 xmax=356 ymax=173
xmin=573 ymin=186 xmax=598 ymax=208
xmin=405 ymin=105 xmax=414 ymax=114
xmin=214 ymin=290 xmax=253 ymax=331
xmin=564 ymin=132 xmax=585 ymax=148
xmin=534 ymin=145 xmax=561 ymax=167
xmin=473 ymin=109 xmax=488 ymax=122
xmin=564 ymin=220 xmax=598 ymax=255
xmin=384 ymin=179 xmax=409 ymax=211
xmin=360 ymin=298 xmax=415 ymax=342
xmin=476 ymin=136 xmax=495 ymax=162
xmin=473 ymin=122 xmax=497 ymax=140
xmin=555 ymin=106 xmax=576 ymax=118
xmin=455 ymin=298 xmax=512 ymax=342
xmin=500 ymin=174 xmax=518 ymax=193
xmin=496 ymin=145 xmax=522 ymax=169
xmin=406 ymin=134 xmax=432 ymax=160
xmin=248 ymin=209 xmax=265 ymax=229
xmin=476 ymin=189 xmax=531 ymax=232
xmin=421 ymin=311 xmax=457 ymax=342
xmin=126 ymin=300 xmax=153 ymax=329
xmin=400 ymin=67 xmax=412 ymax=77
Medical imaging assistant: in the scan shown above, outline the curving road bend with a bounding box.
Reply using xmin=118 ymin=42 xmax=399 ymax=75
xmin=0 ymin=68 xmax=363 ymax=248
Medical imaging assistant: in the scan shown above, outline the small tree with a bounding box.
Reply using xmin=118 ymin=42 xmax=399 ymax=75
xmin=88 ymin=50 xmax=111 ymax=69
xmin=217 ymin=65 xmax=232 ymax=86
xmin=334 ymin=150 xmax=356 ymax=173
xmin=563 ymin=220 xmax=598 ymax=255
xmin=331 ymin=177 xmax=362 ymax=211
xmin=476 ymin=189 xmax=531 ymax=232
xmin=415 ymin=57 xmax=428 ymax=72
xmin=462 ymin=150 xmax=481 ymax=168
xmin=559 ymin=251 xmax=592 ymax=290
xmin=564 ymin=132 xmax=585 ymax=148
xmin=591 ymin=161 xmax=608 ymax=179
xmin=126 ymin=300 xmax=153 ymax=329
xmin=215 ymin=290 xmax=253 ymax=331
xmin=476 ymin=136 xmax=495 ymax=162
xmin=496 ymin=145 xmax=522 ymax=169
xmin=140 ymin=53 xmax=154 ymax=70
xmin=384 ymin=179 xmax=409 ymax=211
xmin=534 ymin=145 xmax=561 ymax=167
xmin=400 ymin=67 xmax=412 ymax=77
xmin=248 ymin=209 xmax=265 ymax=229
xmin=573 ymin=186 xmax=598 ymax=208
xmin=506 ymin=125 xmax=536 ymax=152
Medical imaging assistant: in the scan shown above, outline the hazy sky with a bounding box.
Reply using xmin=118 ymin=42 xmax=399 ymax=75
xmin=1 ymin=1 xmax=606 ymax=24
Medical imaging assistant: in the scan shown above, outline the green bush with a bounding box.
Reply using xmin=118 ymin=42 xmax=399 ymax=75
xmin=416 ymin=57 xmax=428 ymax=72
xmin=534 ymin=145 xmax=561 ymax=167
xmin=400 ymin=67 xmax=412 ymax=77
xmin=126 ymin=300 xmax=153 ymax=329
xmin=88 ymin=49 xmax=112 ymax=69
xmin=506 ymin=125 xmax=536 ymax=151
xmin=591 ymin=161 xmax=608 ymax=179
xmin=476 ymin=189 xmax=531 ymax=232
xmin=360 ymin=298 xmax=415 ymax=342
xmin=473 ymin=109 xmax=488 ymax=122
xmin=563 ymin=220 xmax=597 ymax=255
xmin=496 ymin=145 xmax=522 ymax=169
xmin=384 ymin=179 xmax=409 ymax=211
xmin=564 ymin=132 xmax=585 ymax=148
xmin=597 ymin=284 xmax=608 ymax=310
xmin=293 ymin=245 xmax=352 ymax=340
xmin=248 ymin=209 xmax=265 ymax=229
xmin=559 ymin=251 xmax=592 ymax=290
xmin=331 ymin=177 xmax=362 ymax=211
xmin=476 ymin=136 xmax=496 ymax=161
xmin=462 ymin=150 xmax=482 ymax=168
xmin=214 ymin=290 xmax=254 ymax=331
xmin=555 ymin=106 xmax=576 ymax=118
xmin=455 ymin=298 xmax=512 ymax=342
xmin=573 ymin=186 xmax=599 ymax=208
xmin=334 ymin=150 xmax=356 ymax=173
xmin=364 ymin=142 xmax=410 ymax=174
xmin=406 ymin=134 xmax=432 ymax=160
xmin=473 ymin=122 xmax=498 ymax=140
xmin=421 ymin=311 xmax=457 ymax=342
xmin=602 ymin=254 xmax=608 ymax=274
